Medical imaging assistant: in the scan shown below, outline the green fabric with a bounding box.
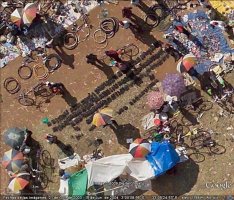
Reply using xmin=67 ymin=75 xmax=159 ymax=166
xmin=68 ymin=169 xmax=88 ymax=196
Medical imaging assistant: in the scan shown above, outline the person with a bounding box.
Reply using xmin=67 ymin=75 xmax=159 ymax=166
xmin=46 ymin=81 xmax=64 ymax=95
xmin=105 ymin=50 xmax=123 ymax=63
xmin=59 ymin=169 xmax=71 ymax=180
xmin=174 ymin=25 xmax=191 ymax=38
xmin=45 ymin=134 xmax=58 ymax=144
xmin=163 ymin=43 xmax=183 ymax=61
xmin=122 ymin=7 xmax=133 ymax=19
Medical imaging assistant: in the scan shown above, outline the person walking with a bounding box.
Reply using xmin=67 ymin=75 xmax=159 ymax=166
xmin=46 ymin=81 xmax=65 ymax=95
xmin=105 ymin=50 xmax=123 ymax=63
xmin=122 ymin=7 xmax=133 ymax=19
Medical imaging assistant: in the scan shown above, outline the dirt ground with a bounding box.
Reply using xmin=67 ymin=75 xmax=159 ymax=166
xmin=0 ymin=0 xmax=234 ymax=196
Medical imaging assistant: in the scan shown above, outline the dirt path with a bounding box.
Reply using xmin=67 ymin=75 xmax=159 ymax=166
xmin=0 ymin=0 xmax=233 ymax=196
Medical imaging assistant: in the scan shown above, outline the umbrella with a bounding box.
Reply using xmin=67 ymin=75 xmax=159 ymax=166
xmin=162 ymin=73 xmax=186 ymax=98
xmin=177 ymin=54 xmax=197 ymax=73
xmin=92 ymin=108 xmax=113 ymax=127
xmin=3 ymin=127 xmax=27 ymax=150
xmin=129 ymin=138 xmax=151 ymax=158
xmin=8 ymin=173 xmax=30 ymax=192
xmin=23 ymin=3 xmax=38 ymax=26
xmin=11 ymin=8 xmax=23 ymax=27
xmin=2 ymin=149 xmax=24 ymax=173
xmin=146 ymin=91 xmax=164 ymax=109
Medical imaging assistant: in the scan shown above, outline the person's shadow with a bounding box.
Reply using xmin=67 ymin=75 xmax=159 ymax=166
xmin=89 ymin=59 xmax=114 ymax=79
xmin=61 ymin=84 xmax=77 ymax=107
xmin=151 ymin=160 xmax=199 ymax=195
xmin=110 ymin=123 xmax=141 ymax=149
xmin=56 ymin=139 xmax=74 ymax=158
xmin=53 ymin=46 xmax=75 ymax=69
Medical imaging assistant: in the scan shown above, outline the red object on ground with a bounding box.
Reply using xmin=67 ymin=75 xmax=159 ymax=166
xmin=105 ymin=50 xmax=122 ymax=63
xmin=154 ymin=119 xmax=161 ymax=126
xmin=175 ymin=25 xmax=184 ymax=33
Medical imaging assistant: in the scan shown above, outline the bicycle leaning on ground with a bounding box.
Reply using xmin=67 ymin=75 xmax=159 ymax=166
xmin=30 ymin=144 xmax=52 ymax=192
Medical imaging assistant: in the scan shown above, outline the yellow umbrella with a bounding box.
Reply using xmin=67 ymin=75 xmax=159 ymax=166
xmin=209 ymin=0 xmax=234 ymax=15
xmin=8 ymin=173 xmax=30 ymax=192
xmin=11 ymin=8 xmax=23 ymax=27
xmin=92 ymin=108 xmax=113 ymax=127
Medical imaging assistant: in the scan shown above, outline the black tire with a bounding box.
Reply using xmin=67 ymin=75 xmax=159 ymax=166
xmin=18 ymin=95 xmax=35 ymax=106
xmin=4 ymin=77 xmax=21 ymax=94
xmin=199 ymin=100 xmax=213 ymax=111
xmin=41 ymin=150 xmax=52 ymax=166
xmin=189 ymin=152 xmax=205 ymax=163
xmin=144 ymin=13 xmax=160 ymax=28
xmin=44 ymin=54 xmax=62 ymax=72
xmin=209 ymin=144 xmax=226 ymax=155
xmin=18 ymin=65 xmax=33 ymax=80
xmin=39 ymin=173 xmax=49 ymax=189
xmin=63 ymin=32 xmax=79 ymax=50
xmin=123 ymin=44 xmax=139 ymax=57
xmin=176 ymin=124 xmax=190 ymax=137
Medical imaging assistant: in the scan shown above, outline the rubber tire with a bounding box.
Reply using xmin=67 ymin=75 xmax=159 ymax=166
xmin=18 ymin=65 xmax=33 ymax=80
xmin=63 ymin=32 xmax=79 ymax=50
xmin=44 ymin=54 xmax=62 ymax=72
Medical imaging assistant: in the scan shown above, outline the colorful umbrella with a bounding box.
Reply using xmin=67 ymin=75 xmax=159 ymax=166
xmin=11 ymin=8 xmax=23 ymax=27
xmin=8 ymin=173 xmax=30 ymax=192
xmin=3 ymin=127 xmax=27 ymax=150
xmin=177 ymin=54 xmax=197 ymax=73
xmin=23 ymin=3 xmax=38 ymax=26
xmin=129 ymin=138 xmax=151 ymax=158
xmin=92 ymin=108 xmax=113 ymax=127
xmin=162 ymin=73 xmax=186 ymax=98
xmin=2 ymin=149 xmax=24 ymax=173
xmin=146 ymin=91 xmax=164 ymax=110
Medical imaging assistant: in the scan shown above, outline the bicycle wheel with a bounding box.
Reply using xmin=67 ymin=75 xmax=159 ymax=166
xmin=209 ymin=144 xmax=226 ymax=155
xmin=199 ymin=100 xmax=213 ymax=111
xmin=144 ymin=13 xmax=160 ymax=28
xmin=41 ymin=150 xmax=52 ymax=166
xmin=35 ymin=84 xmax=52 ymax=98
xmin=176 ymin=125 xmax=190 ymax=137
xmin=63 ymin=32 xmax=79 ymax=50
xmin=39 ymin=173 xmax=49 ymax=189
xmin=123 ymin=44 xmax=139 ymax=57
xmin=18 ymin=95 xmax=35 ymax=106
xmin=189 ymin=152 xmax=205 ymax=163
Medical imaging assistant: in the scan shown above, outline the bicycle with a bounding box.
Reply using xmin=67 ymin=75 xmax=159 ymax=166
xmin=213 ymin=88 xmax=234 ymax=114
xmin=30 ymin=145 xmax=51 ymax=192
xmin=180 ymin=97 xmax=213 ymax=126
xmin=100 ymin=43 xmax=139 ymax=65
xmin=18 ymin=82 xmax=53 ymax=107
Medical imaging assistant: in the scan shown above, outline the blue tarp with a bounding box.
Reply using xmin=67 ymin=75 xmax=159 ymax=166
xmin=166 ymin=10 xmax=234 ymax=74
xmin=146 ymin=141 xmax=180 ymax=177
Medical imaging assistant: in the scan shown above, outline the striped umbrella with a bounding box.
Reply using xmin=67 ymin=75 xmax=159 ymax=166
xmin=11 ymin=8 xmax=23 ymax=27
xmin=129 ymin=138 xmax=151 ymax=158
xmin=2 ymin=149 xmax=24 ymax=173
xmin=92 ymin=107 xmax=113 ymax=127
xmin=23 ymin=3 xmax=38 ymax=26
xmin=162 ymin=73 xmax=186 ymax=98
xmin=177 ymin=54 xmax=197 ymax=73
xmin=146 ymin=91 xmax=164 ymax=110
xmin=8 ymin=173 xmax=30 ymax=192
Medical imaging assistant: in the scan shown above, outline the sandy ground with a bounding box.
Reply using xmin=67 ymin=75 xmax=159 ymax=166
xmin=0 ymin=0 xmax=234 ymax=196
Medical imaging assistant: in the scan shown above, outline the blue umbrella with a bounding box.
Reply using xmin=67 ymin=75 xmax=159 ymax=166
xmin=3 ymin=127 xmax=27 ymax=150
xmin=162 ymin=73 xmax=186 ymax=98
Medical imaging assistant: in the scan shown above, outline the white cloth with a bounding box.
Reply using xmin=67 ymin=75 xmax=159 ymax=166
xmin=58 ymin=153 xmax=81 ymax=170
xmin=85 ymin=154 xmax=155 ymax=188
xmin=141 ymin=112 xmax=156 ymax=130
xmin=210 ymin=20 xmax=226 ymax=30
xmin=122 ymin=20 xmax=130 ymax=29
xmin=59 ymin=179 xmax=69 ymax=195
